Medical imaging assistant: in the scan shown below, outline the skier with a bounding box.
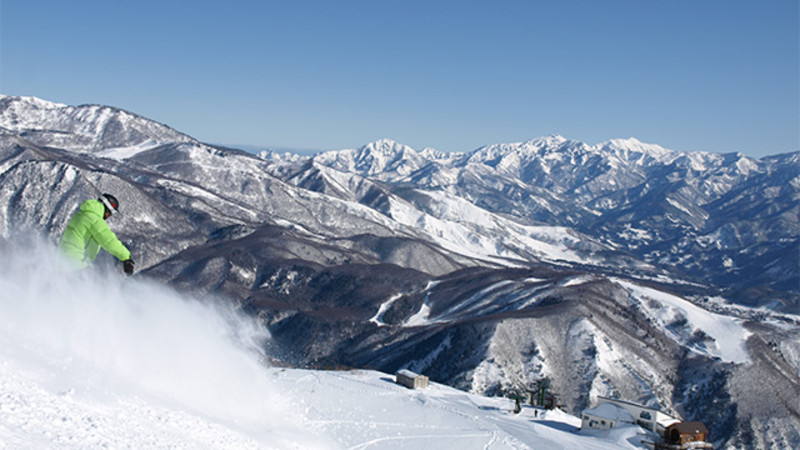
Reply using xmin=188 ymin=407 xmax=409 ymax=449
xmin=59 ymin=193 xmax=135 ymax=275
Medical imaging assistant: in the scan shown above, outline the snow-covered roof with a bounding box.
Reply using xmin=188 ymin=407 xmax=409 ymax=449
xmin=397 ymin=369 xmax=422 ymax=378
xmin=659 ymin=417 xmax=682 ymax=428
xmin=598 ymin=395 xmax=658 ymax=412
xmin=583 ymin=403 xmax=635 ymax=423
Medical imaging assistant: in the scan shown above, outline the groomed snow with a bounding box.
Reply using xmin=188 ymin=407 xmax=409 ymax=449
xmin=96 ymin=139 xmax=164 ymax=160
xmin=612 ymin=278 xmax=751 ymax=363
xmin=385 ymin=190 xmax=586 ymax=267
xmin=0 ymin=240 xmax=642 ymax=449
xmin=369 ymin=293 xmax=403 ymax=326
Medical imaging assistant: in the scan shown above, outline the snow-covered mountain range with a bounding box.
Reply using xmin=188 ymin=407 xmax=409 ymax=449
xmin=1 ymin=95 xmax=798 ymax=448
xmin=274 ymin=135 xmax=799 ymax=303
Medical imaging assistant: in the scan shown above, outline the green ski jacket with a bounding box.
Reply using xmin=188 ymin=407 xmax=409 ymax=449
xmin=59 ymin=199 xmax=131 ymax=267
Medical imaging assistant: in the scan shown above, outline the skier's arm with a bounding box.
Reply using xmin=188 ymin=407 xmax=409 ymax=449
xmin=88 ymin=218 xmax=131 ymax=262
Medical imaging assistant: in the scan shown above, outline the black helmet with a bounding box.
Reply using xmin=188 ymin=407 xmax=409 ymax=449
xmin=99 ymin=193 xmax=119 ymax=215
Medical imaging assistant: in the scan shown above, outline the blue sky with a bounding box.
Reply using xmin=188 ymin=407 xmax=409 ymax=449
xmin=1 ymin=0 xmax=797 ymax=157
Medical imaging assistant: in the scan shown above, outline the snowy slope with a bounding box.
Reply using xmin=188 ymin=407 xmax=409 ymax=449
xmin=612 ymin=278 xmax=751 ymax=363
xmin=0 ymin=239 xmax=645 ymax=449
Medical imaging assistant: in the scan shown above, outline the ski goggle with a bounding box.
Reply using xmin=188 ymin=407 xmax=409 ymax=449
xmin=99 ymin=196 xmax=118 ymax=215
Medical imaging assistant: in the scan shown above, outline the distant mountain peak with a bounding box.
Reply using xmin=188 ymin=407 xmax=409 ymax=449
xmin=596 ymin=137 xmax=677 ymax=165
xmin=0 ymin=94 xmax=68 ymax=110
xmin=528 ymin=134 xmax=569 ymax=146
xmin=604 ymin=136 xmax=646 ymax=147
xmin=312 ymin=138 xmax=430 ymax=177
xmin=0 ymin=94 xmax=195 ymax=154
xmin=358 ymin=138 xmax=417 ymax=156
xmin=599 ymin=137 xmax=670 ymax=153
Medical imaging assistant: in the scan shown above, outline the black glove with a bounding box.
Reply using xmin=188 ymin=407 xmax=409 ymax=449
xmin=123 ymin=259 xmax=135 ymax=275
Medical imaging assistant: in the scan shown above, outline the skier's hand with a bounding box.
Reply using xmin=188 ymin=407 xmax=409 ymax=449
xmin=123 ymin=259 xmax=135 ymax=275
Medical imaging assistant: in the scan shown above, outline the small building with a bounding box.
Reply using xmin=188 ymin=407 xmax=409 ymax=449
xmin=659 ymin=421 xmax=713 ymax=449
xmin=582 ymin=403 xmax=635 ymax=430
xmin=595 ymin=396 xmax=679 ymax=434
xmin=396 ymin=369 xmax=429 ymax=389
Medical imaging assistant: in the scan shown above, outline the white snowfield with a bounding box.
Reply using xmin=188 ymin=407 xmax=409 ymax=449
xmin=0 ymin=242 xmax=645 ymax=449
xmin=96 ymin=139 xmax=165 ymax=160
xmin=612 ymin=278 xmax=751 ymax=363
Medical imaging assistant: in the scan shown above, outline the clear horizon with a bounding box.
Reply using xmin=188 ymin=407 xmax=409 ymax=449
xmin=1 ymin=0 xmax=797 ymax=158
